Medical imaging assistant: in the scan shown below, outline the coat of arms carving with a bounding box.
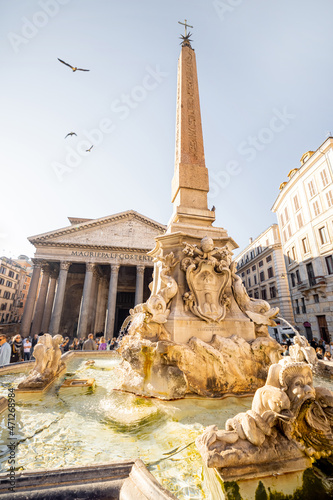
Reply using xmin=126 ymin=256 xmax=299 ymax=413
xmin=181 ymin=236 xmax=232 ymax=322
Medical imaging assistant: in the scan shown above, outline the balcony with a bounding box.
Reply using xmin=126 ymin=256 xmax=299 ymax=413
xmin=297 ymin=276 xmax=327 ymax=297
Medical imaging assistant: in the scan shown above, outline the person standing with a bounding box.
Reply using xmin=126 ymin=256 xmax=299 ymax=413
xmin=23 ymin=337 xmax=32 ymax=361
xmin=10 ymin=335 xmax=24 ymax=363
xmin=0 ymin=335 xmax=11 ymax=367
xmin=82 ymin=333 xmax=97 ymax=351
xmin=98 ymin=337 xmax=107 ymax=350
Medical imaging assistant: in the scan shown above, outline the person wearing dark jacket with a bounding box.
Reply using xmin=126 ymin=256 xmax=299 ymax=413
xmin=82 ymin=334 xmax=97 ymax=351
xmin=10 ymin=334 xmax=24 ymax=363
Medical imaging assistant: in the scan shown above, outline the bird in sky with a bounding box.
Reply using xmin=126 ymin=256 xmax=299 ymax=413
xmin=86 ymin=145 xmax=93 ymax=152
xmin=65 ymin=132 xmax=77 ymax=138
xmin=57 ymin=58 xmax=90 ymax=72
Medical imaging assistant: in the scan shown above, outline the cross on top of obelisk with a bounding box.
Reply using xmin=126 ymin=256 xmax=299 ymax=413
xmin=178 ymin=19 xmax=193 ymax=47
xmin=178 ymin=19 xmax=193 ymax=37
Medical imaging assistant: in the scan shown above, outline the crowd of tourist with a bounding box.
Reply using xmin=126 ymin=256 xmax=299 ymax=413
xmin=0 ymin=331 xmax=122 ymax=367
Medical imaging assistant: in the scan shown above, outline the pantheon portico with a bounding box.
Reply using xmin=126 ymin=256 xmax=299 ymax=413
xmin=20 ymin=211 xmax=166 ymax=339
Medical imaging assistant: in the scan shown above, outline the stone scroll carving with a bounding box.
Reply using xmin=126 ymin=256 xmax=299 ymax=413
xmin=126 ymin=252 xmax=179 ymax=340
xmin=230 ymin=262 xmax=279 ymax=335
xmin=18 ymin=334 xmax=65 ymax=389
xmin=196 ymin=358 xmax=333 ymax=476
xmin=181 ymin=237 xmax=232 ymax=323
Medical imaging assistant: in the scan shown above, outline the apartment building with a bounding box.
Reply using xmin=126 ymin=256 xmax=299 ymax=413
xmin=272 ymin=137 xmax=333 ymax=342
xmin=0 ymin=257 xmax=27 ymax=323
xmin=235 ymin=224 xmax=294 ymax=334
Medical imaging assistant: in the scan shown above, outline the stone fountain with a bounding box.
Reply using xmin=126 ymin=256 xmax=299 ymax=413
xmin=118 ymin=32 xmax=282 ymax=400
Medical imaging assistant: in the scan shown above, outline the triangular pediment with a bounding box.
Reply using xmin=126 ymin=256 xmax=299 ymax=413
xmin=29 ymin=210 xmax=166 ymax=251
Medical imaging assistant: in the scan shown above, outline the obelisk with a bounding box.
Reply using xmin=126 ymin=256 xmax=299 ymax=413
xmin=167 ymin=30 xmax=224 ymax=236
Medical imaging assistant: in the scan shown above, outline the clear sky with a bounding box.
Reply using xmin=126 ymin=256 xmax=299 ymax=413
xmin=2 ymin=0 xmax=333 ymax=259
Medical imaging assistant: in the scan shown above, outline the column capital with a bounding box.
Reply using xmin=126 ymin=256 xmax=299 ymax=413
xmin=111 ymin=264 xmax=120 ymax=273
xmin=31 ymin=258 xmax=44 ymax=269
xmin=41 ymin=263 xmax=52 ymax=275
xmin=136 ymin=265 xmax=145 ymax=275
xmin=60 ymin=261 xmax=71 ymax=271
xmin=50 ymin=270 xmax=59 ymax=279
xmin=86 ymin=262 xmax=96 ymax=273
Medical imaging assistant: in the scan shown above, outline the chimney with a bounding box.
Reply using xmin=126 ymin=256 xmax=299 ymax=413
xmin=249 ymin=237 xmax=253 ymax=244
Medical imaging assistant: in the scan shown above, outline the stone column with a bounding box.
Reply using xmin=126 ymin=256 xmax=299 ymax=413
xmin=94 ymin=276 xmax=108 ymax=333
xmin=41 ymin=270 xmax=58 ymax=332
xmin=77 ymin=263 xmax=95 ymax=338
xmin=49 ymin=261 xmax=71 ymax=335
xmin=20 ymin=260 xmax=42 ymax=338
xmin=105 ymin=264 xmax=120 ymax=339
xmin=135 ymin=265 xmax=145 ymax=305
xmin=31 ymin=264 xmax=51 ymax=336
xmin=88 ymin=270 xmax=99 ymax=334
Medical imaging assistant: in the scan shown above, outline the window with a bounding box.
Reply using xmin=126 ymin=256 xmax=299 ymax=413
xmin=280 ymin=213 xmax=285 ymax=227
xmin=297 ymin=213 xmax=303 ymax=229
xmin=250 ymin=250 xmax=255 ymax=259
xmin=296 ymin=269 xmax=301 ymax=283
xmin=253 ymin=275 xmax=257 ymax=285
xmin=270 ymin=286 xmax=277 ymax=298
xmin=293 ymin=195 xmax=300 ymax=211
xmin=326 ymin=190 xmax=333 ymax=208
xmin=295 ymin=299 xmax=300 ymax=314
xmin=11 ymin=293 xmax=15 ymax=299
xmin=314 ymin=294 xmax=319 ymax=304
xmin=308 ymin=180 xmax=316 ymax=198
xmin=252 ymin=265 xmax=256 ymax=271
xmin=287 ymin=251 xmax=291 ymax=264
xmin=23 ymin=285 xmax=26 ymax=290
xmin=301 ymin=297 xmax=306 ymax=314
xmin=15 ymin=273 xmax=18 ymax=279
xmin=306 ymin=262 xmax=316 ymax=287
xmin=319 ymin=226 xmax=328 ymax=245
xmin=22 ymin=294 xmax=25 ymax=299
xmin=0 ymin=278 xmax=4 ymax=285
xmin=254 ymin=289 xmax=259 ymax=299
xmin=266 ymin=255 xmax=272 ymax=263
xmin=302 ymin=237 xmax=309 ymax=254
xmin=0 ymin=267 xmax=6 ymax=275
xmin=248 ymin=291 xmax=253 ymax=298
xmin=291 ymin=273 xmax=296 ymax=287
xmin=283 ymin=230 xmax=287 ymax=243
xmin=3 ymin=291 xmax=10 ymax=299
xmin=6 ymin=281 xmax=12 ymax=288
xmin=260 ymin=271 xmax=265 ymax=282
xmin=0 ymin=303 xmax=7 ymax=311
xmin=246 ymin=269 xmax=250 ymax=274
xmin=242 ymin=281 xmax=246 ymax=287
xmin=261 ymin=288 xmax=267 ymax=300
xmin=313 ymin=200 xmax=321 ymax=217
xmin=248 ymin=278 xmax=251 ymax=287
xmin=259 ymin=261 xmax=263 ymax=267
xmin=284 ymin=206 xmax=289 ymax=222
xmin=267 ymin=267 xmax=274 ymax=278
xmin=287 ymin=224 xmax=293 ymax=237
xmin=8 ymin=271 xmax=14 ymax=278
xmin=291 ymin=246 xmax=296 ymax=261
xmin=325 ymin=255 xmax=333 ymax=275
xmin=320 ymin=169 xmax=329 ymax=187
xmin=241 ymin=272 xmax=245 ymax=277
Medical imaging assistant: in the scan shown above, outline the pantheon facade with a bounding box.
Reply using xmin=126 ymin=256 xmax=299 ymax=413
xmin=20 ymin=211 xmax=166 ymax=339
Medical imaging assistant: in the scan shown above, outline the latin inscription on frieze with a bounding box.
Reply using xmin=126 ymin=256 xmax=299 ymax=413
xmin=70 ymin=250 xmax=152 ymax=262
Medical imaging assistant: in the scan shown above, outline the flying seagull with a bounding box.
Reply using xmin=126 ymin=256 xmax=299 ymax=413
xmin=65 ymin=132 xmax=77 ymax=138
xmin=57 ymin=58 xmax=90 ymax=72
xmin=86 ymin=145 xmax=93 ymax=152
